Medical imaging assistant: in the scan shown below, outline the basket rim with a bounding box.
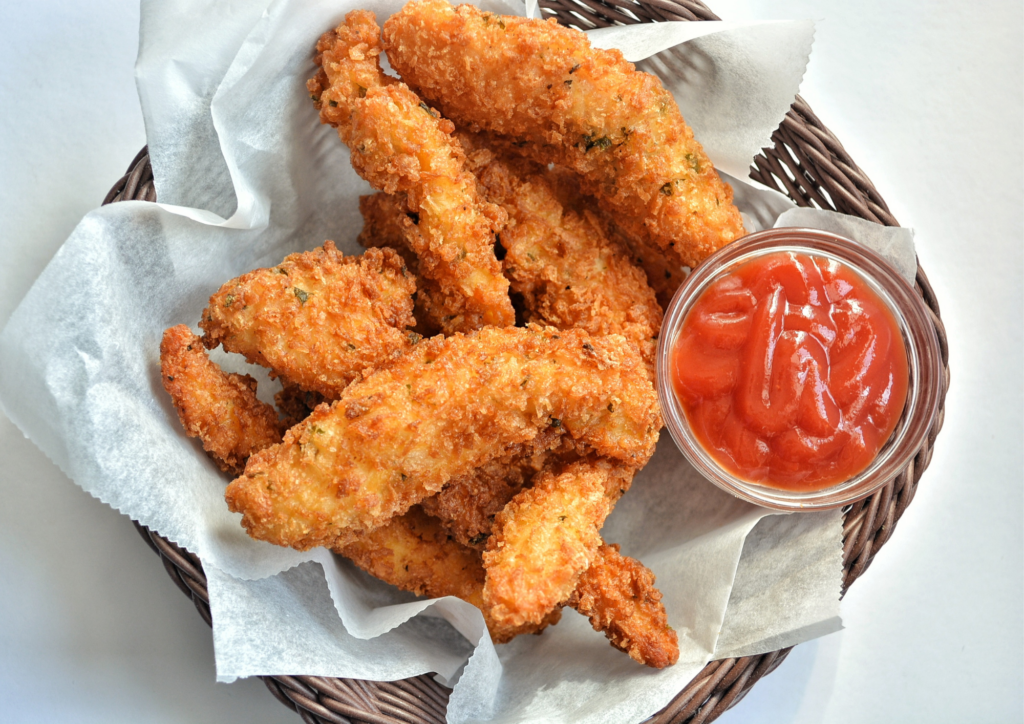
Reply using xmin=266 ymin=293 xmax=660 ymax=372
xmin=103 ymin=0 xmax=950 ymax=721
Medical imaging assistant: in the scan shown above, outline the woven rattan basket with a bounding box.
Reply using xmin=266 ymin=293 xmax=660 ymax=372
xmin=104 ymin=0 xmax=950 ymax=720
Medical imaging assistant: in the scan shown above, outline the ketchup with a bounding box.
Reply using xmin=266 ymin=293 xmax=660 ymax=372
xmin=671 ymin=251 xmax=909 ymax=491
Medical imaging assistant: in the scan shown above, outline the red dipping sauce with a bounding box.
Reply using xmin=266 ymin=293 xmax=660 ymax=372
xmin=671 ymin=251 xmax=909 ymax=491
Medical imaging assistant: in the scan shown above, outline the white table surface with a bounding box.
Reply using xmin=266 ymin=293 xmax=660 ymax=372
xmin=1 ymin=1 xmax=1020 ymax=722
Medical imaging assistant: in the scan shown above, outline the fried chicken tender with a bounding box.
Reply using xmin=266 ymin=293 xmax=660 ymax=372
xmin=569 ymin=543 xmax=679 ymax=669
xmin=419 ymin=467 xmax=527 ymax=550
xmin=274 ymin=381 xmax=326 ymax=429
xmin=419 ymin=432 xmax=570 ymax=549
xmin=225 ymin=325 xmax=660 ymax=552
xmin=458 ymin=132 xmax=662 ymax=375
xmin=531 ymin=166 xmax=688 ymax=308
xmin=338 ymin=503 xmax=672 ymax=659
xmin=357 ymin=192 xmax=448 ymax=336
xmin=621 ymin=229 xmax=689 ymax=310
xmin=334 ymin=505 xmax=560 ymax=643
xmin=160 ymin=325 xmax=282 ymax=475
xmin=309 ymin=10 xmax=513 ymax=333
xmin=336 ymin=505 xmax=484 ymax=604
xmin=482 ymin=458 xmax=634 ymax=628
xmin=200 ymin=243 xmax=417 ymax=400
xmin=382 ymin=0 xmax=745 ymax=269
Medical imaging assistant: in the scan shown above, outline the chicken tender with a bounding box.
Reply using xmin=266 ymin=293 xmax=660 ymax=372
xmin=357 ymin=191 xmax=449 ymax=336
xmin=225 ymin=325 xmax=660 ymax=552
xmin=419 ymin=431 xmax=572 ymax=549
xmin=620 ymin=229 xmax=689 ymax=310
xmin=482 ymin=458 xmax=634 ymax=628
xmin=160 ymin=325 xmax=282 ymax=475
xmin=459 ymin=132 xmax=662 ymax=375
xmin=382 ymin=0 xmax=745 ymax=269
xmin=569 ymin=542 xmax=679 ymax=669
xmin=309 ymin=10 xmax=513 ymax=332
xmin=336 ymin=505 xmax=485 ymax=605
xmin=527 ymin=164 xmax=688 ymax=308
xmin=335 ymin=505 xmax=560 ymax=643
xmin=274 ymin=381 xmax=326 ymax=429
xmin=200 ymin=242 xmax=417 ymax=400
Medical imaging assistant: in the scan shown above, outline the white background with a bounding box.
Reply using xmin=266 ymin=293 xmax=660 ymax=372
xmin=0 ymin=0 xmax=1020 ymax=722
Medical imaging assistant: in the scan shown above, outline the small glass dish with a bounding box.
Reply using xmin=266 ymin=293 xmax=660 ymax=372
xmin=656 ymin=227 xmax=943 ymax=511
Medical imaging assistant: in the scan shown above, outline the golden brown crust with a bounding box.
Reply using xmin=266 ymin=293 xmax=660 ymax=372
xmin=459 ymin=131 xmax=662 ymax=376
xmin=200 ymin=242 xmax=417 ymax=400
xmin=336 ymin=505 xmax=486 ymax=602
xmin=521 ymin=164 xmax=687 ymax=310
xmin=357 ymin=192 xmax=449 ymax=336
xmin=569 ymin=543 xmax=679 ymax=669
xmin=160 ymin=325 xmax=282 ymax=475
xmin=224 ymin=325 xmax=660 ymax=552
xmin=461 ymin=142 xmax=685 ymax=310
xmin=617 ymin=227 xmax=689 ymax=310
xmin=356 ymin=192 xmax=420 ymax=271
xmin=419 ymin=432 xmax=573 ymax=549
xmin=482 ymin=458 xmax=634 ymax=628
xmin=334 ymin=505 xmax=561 ymax=643
xmin=310 ymin=10 xmax=513 ymax=333
xmin=383 ymin=0 xmax=745 ymax=269
xmin=274 ymin=381 xmax=326 ymax=429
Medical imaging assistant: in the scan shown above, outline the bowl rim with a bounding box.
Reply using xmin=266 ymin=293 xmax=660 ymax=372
xmin=656 ymin=226 xmax=944 ymax=511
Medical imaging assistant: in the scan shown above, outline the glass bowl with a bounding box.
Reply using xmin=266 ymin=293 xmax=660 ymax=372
xmin=656 ymin=227 xmax=943 ymax=511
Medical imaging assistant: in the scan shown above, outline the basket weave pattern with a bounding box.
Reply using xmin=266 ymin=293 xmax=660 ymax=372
xmin=106 ymin=0 xmax=950 ymax=721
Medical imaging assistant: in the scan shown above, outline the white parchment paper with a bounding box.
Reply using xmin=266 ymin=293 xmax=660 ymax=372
xmin=0 ymin=1 xmax=917 ymax=721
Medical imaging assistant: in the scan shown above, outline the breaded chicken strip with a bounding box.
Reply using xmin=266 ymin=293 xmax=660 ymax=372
xmin=459 ymin=132 xmax=662 ymax=376
xmin=357 ymin=192 xmax=449 ymax=336
xmin=336 ymin=505 xmax=484 ymax=604
xmin=419 ymin=431 xmax=572 ymax=549
xmin=419 ymin=466 xmax=528 ymax=549
xmin=225 ymin=325 xmax=660 ymax=552
xmin=569 ymin=543 xmax=679 ymax=669
xmin=341 ymin=505 xmax=674 ymax=661
xmin=532 ymin=166 xmax=688 ymax=309
xmin=621 ymin=230 xmax=689 ymax=310
xmin=309 ymin=10 xmax=513 ymax=333
xmin=274 ymin=381 xmax=326 ymax=429
xmin=200 ymin=243 xmax=417 ymax=400
xmin=160 ymin=325 xmax=282 ymax=475
xmin=335 ymin=505 xmax=560 ymax=643
xmin=482 ymin=458 xmax=634 ymax=628
xmin=383 ymin=0 xmax=745 ymax=269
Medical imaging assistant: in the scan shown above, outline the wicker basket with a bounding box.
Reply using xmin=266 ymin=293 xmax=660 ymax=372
xmin=105 ymin=0 xmax=951 ymax=721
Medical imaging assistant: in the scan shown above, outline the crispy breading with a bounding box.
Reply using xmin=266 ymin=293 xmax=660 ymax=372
xmin=356 ymin=192 xmax=420 ymax=271
xmin=420 ymin=468 xmax=526 ymax=549
xmin=357 ymin=192 xmax=449 ymax=336
xmin=416 ymin=130 xmax=665 ymax=550
xmin=309 ymin=10 xmax=513 ymax=332
xmin=225 ymin=325 xmax=660 ymax=552
xmin=619 ymin=229 xmax=689 ymax=310
xmin=569 ymin=542 xmax=679 ymax=669
xmin=274 ymin=381 xmax=326 ymax=429
xmin=533 ymin=167 xmax=689 ymax=309
xmin=382 ymin=0 xmax=745 ymax=269
xmin=334 ymin=505 xmax=560 ymax=643
xmin=160 ymin=325 xmax=282 ymax=475
xmin=482 ymin=458 xmax=634 ymax=628
xmin=419 ymin=431 xmax=573 ymax=549
xmin=459 ymin=131 xmax=662 ymax=375
xmin=336 ymin=505 xmax=485 ymax=603
xmin=200 ymin=242 xmax=417 ymax=400
xmin=340 ymin=497 xmax=675 ymax=659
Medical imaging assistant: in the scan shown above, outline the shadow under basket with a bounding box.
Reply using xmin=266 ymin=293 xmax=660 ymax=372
xmin=108 ymin=0 xmax=950 ymax=721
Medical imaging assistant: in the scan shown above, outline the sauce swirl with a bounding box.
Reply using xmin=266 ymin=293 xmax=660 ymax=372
xmin=671 ymin=251 xmax=909 ymax=490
